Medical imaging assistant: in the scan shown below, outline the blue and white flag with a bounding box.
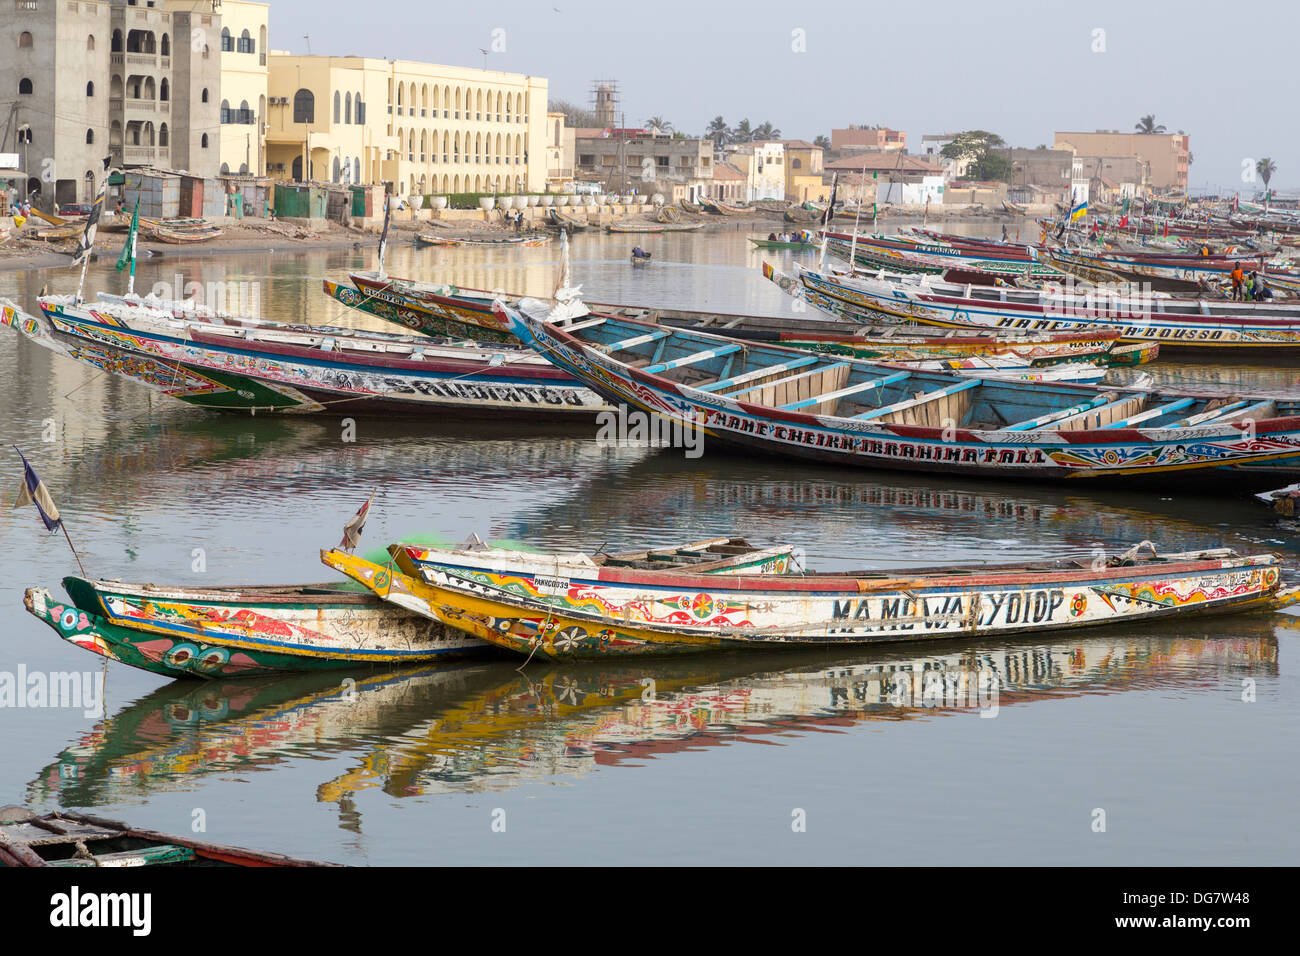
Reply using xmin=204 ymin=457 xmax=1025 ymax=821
xmin=12 ymin=447 xmax=62 ymax=532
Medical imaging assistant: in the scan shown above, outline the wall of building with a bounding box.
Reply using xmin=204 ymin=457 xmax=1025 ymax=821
xmin=214 ymin=0 xmax=268 ymax=176
xmin=2 ymin=0 xmax=112 ymax=207
xmin=267 ymin=54 xmax=548 ymax=196
xmin=1053 ymin=131 xmax=1188 ymax=192
xmin=574 ymin=133 xmax=712 ymax=194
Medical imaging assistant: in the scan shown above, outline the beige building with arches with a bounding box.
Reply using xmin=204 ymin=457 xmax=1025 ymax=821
xmin=265 ymin=53 xmax=548 ymax=197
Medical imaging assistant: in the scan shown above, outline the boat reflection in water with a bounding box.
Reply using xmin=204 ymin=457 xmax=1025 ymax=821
xmin=31 ymin=619 xmax=1284 ymax=831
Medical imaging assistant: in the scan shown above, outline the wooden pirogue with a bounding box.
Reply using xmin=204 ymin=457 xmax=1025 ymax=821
xmin=321 ymin=540 xmax=1294 ymax=659
xmin=336 ymin=273 xmax=1152 ymax=369
xmin=0 ymin=806 xmax=334 ymax=867
xmin=495 ymin=296 xmax=1300 ymax=484
xmin=25 ymin=537 xmax=800 ymax=678
xmin=791 ymin=267 xmax=1300 ymax=352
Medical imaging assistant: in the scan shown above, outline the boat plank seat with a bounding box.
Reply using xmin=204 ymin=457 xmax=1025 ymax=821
xmin=1176 ymin=399 xmax=1275 ymax=427
xmin=1168 ymin=399 xmax=1254 ymax=428
xmin=641 ymin=343 xmax=744 ymax=375
xmin=732 ymin=362 xmax=852 ymax=410
xmin=599 ymin=329 xmax=672 ymax=354
xmin=696 ymin=355 xmax=821 ymax=393
xmin=1102 ymin=397 xmax=1198 ymax=429
xmin=558 ymin=316 xmax=607 ymax=333
xmin=1003 ymin=394 xmax=1113 ymax=432
xmin=852 ymin=378 xmax=981 ymax=427
xmin=1052 ymin=394 xmax=1148 ymax=431
xmin=781 ymin=371 xmax=911 ymax=412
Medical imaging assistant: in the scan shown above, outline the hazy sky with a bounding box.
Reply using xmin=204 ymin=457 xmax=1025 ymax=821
xmin=267 ymin=0 xmax=1296 ymax=194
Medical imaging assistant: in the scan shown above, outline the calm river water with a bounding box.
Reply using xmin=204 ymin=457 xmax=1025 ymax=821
xmin=1 ymin=222 xmax=1298 ymax=864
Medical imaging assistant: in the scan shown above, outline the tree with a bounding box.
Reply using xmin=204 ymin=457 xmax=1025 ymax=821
xmin=550 ymin=98 xmax=598 ymax=128
xmin=733 ymin=118 xmax=753 ymax=142
xmin=645 ymin=115 xmax=673 ymax=134
xmin=705 ymin=115 xmax=731 ymax=148
xmin=813 ymin=134 xmax=830 ymax=150
xmin=1256 ymin=157 xmax=1277 ymax=191
xmin=939 ymin=130 xmax=1014 ymax=181
xmin=1134 ymin=115 xmax=1166 ymax=134
xmin=752 ymin=121 xmax=781 ymax=141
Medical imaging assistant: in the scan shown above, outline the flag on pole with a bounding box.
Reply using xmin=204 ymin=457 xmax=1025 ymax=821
xmin=116 ymin=198 xmax=139 ymax=273
xmin=72 ymin=156 xmax=112 ymax=267
xmin=339 ymin=491 xmax=375 ymax=550
xmin=1069 ymin=198 xmax=1088 ymax=222
xmin=12 ymin=447 xmax=62 ymax=532
xmin=376 ymin=194 xmax=392 ymax=278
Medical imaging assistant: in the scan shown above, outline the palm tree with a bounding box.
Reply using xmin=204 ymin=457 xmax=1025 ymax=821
xmin=733 ymin=118 xmax=753 ymax=142
xmin=645 ymin=115 xmax=672 ymax=134
xmin=1256 ymin=158 xmax=1277 ymax=191
xmin=705 ymin=115 xmax=731 ymax=148
xmin=1135 ymin=115 xmax=1166 ymax=134
xmin=813 ymin=134 xmax=830 ymax=150
xmin=752 ymin=121 xmax=781 ymax=141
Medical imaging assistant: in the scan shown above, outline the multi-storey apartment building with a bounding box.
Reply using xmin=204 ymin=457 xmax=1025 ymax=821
xmin=265 ymin=54 xmax=548 ymax=195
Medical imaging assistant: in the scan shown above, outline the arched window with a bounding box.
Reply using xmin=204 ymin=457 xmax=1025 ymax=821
xmin=201 ymin=87 xmax=208 ymax=103
xmin=239 ymin=29 xmax=252 ymax=54
xmin=333 ymin=91 xmax=340 ymax=123
xmin=86 ymin=81 xmax=95 ymax=97
xmin=17 ymin=126 xmax=32 ymax=144
xmin=291 ymin=156 xmax=303 ymax=181
xmin=85 ymin=129 xmax=94 ymax=144
xmin=160 ymin=33 xmax=169 ymax=57
xmin=87 ymin=34 xmax=95 ymax=51
xmin=158 ymin=123 xmax=168 ymax=147
xmin=354 ymin=157 xmax=361 ymax=183
xmin=201 ymin=133 xmax=209 ymax=148
xmin=220 ymin=99 xmax=231 ymax=124
xmin=19 ymin=32 xmax=33 ymax=48
xmin=239 ymin=100 xmax=250 ymax=124
xmin=111 ymin=30 xmax=122 ymax=52
xmin=332 ymin=156 xmax=340 ymax=182
xmin=293 ymin=88 xmax=314 ymax=123
xmin=18 ymin=78 xmax=33 ymax=95
xmin=159 ymin=78 xmax=168 ymax=102
xmin=220 ymin=27 xmax=233 ymax=52
xmin=345 ymin=92 xmax=352 ymax=125
xmin=221 ymin=162 xmax=230 ymax=175
xmin=355 ymin=92 xmax=363 ymax=124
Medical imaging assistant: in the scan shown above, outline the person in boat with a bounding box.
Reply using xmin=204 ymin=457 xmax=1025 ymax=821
xmin=632 ymin=246 xmax=649 ymax=258
xmin=1001 ymin=224 xmax=1009 ymax=242
xmin=1255 ymin=277 xmax=1274 ymax=300
xmin=768 ymin=232 xmax=777 ymax=241
xmin=1230 ymin=264 xmax=1245 ymax=301
xmin=1243 ymin=271 xmax=1255 ymax=300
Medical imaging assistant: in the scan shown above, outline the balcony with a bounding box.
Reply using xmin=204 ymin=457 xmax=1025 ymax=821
xmin=124 ymin=146 xmax=168 ymax=164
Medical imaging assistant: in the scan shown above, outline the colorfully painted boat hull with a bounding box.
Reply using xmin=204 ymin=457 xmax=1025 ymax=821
xmin=498 ymin=298 xmax=1300 ymax=483
xmin=326 ymin=544 xmax=1285 ymax=659
xmin=25 ymin=577 xmax=488 ymax=679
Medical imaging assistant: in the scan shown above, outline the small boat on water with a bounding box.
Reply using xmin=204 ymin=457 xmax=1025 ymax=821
xmin=795 ymin=266 xmax=1300 ymax=352
xmin=150 ymin=221 xmax=224 ymax=244
xmin=2 ymin=295 xmax=608 ymax=418
xmin=416 ymin=233 xmax=552 ymax=247
xmin=495 ymin=296 xmax=1300 ymax=484
xmin=0 ymin=806 xmax=334 ymax=867
xmin=631 ymin=246 xmax=653 ymax=266
xmin=750 ymin=235 xmax=817 ymax=250
xmin=23 ymin=578 xmax=484 ymax=679
xmin=26 ymin=537 xmax=799 ymax=678
xmin=324 ymin=538 xmax=1294 ymax=659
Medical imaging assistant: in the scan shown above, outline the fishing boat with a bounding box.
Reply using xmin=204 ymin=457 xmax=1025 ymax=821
xmin=495 ymin=296 xmax=1300 ymax=484
xmin=324 ymin=538 xmax=1293 ymax=659
xmin=749 ymin=235 xmax=817 ymax=250
xmin=150 ymin=222 xmax=224 ymax=244
xmin=22 ymin=577 xmax=486 ymax=679
xmin=25 ymin=537 xmax=799 ymax=678
xmin=825 ymin=232 xmax=1063 ymax=278
xmin=2 ymin=297 xmax=608 ymax=418
xmin=796 ymin=267 xmax=1300 ymax=352
xmin=680 ymin=200 xmax=704 ymax=213
xmin=1045 ymin=247 xmax=1270 ymax=290
xmin=325 ymin=277 xmax=517 ymax=344
xmin=630 ymin=249 xmax=653 ymax=266
xmin=413 ymin=233 xmax=552 ymax=246
xmin=1003 ymin=200 xmax=1030 ymax=216
xmin=0 ymin=806 xmax=335 ymax=867
xmin=608 ymin=222 xmax=664 ymax=234
xmin=334 ymin=274 xmax=1150 ymax=374
xmin=415 ymin=233 xmax=460 ymax=246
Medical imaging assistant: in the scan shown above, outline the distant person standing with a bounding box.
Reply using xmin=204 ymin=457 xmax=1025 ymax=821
xmin=1229 ymin=264 xmax=1245 ymax=301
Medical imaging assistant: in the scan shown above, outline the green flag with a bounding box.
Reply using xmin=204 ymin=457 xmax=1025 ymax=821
xmin=116 ymin=199 xmax=138 ymax=273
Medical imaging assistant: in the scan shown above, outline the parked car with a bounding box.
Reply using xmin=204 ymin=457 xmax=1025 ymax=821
xmin=57 ymin=203 xmax=93 ymax=217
